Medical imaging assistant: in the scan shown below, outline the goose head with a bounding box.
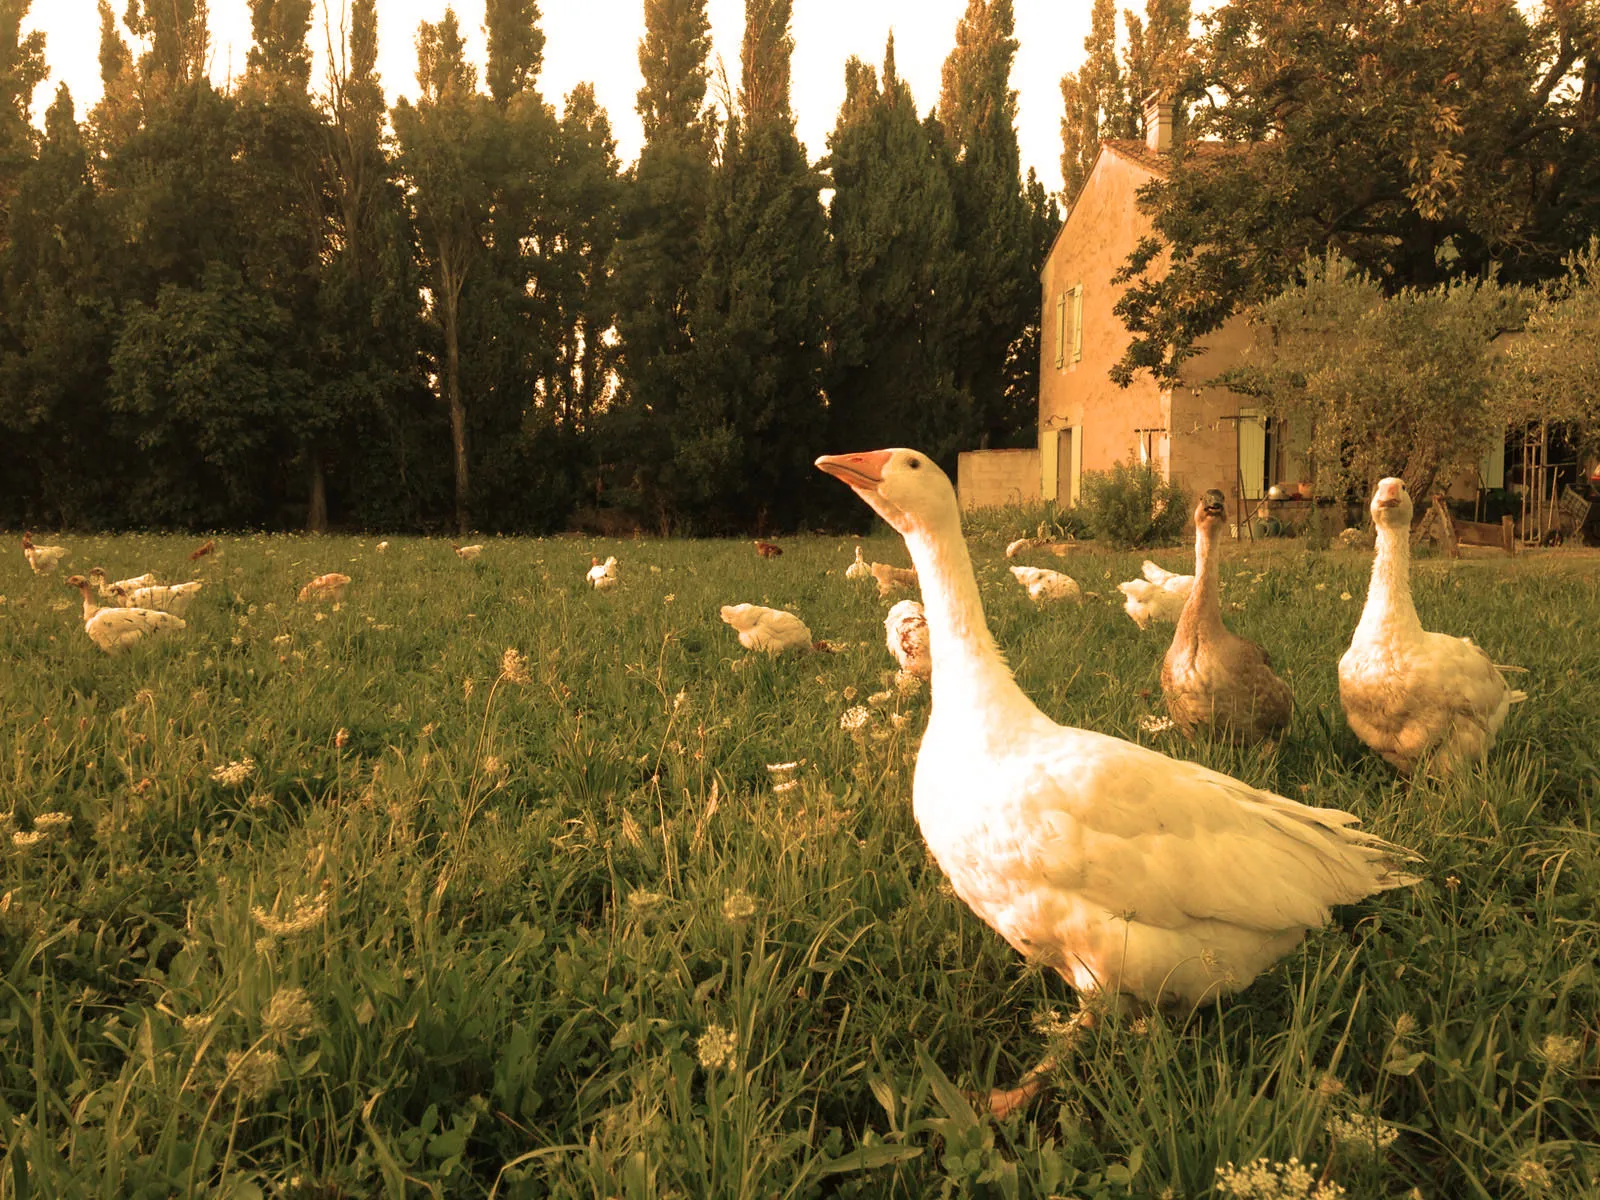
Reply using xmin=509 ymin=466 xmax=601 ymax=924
xmin=1370 ymin=477 xmax=1412 ymax=530
xmin=815 ymin=448 xmax=956 ymax=539
xmin=1195 ymin=489 xmax=1228 ymax=534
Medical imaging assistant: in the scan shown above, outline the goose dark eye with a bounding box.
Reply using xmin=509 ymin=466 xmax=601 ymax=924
xmin=908 ymin=458 xmax=921 ymax=470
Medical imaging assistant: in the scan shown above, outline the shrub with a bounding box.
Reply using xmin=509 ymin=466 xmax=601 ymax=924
xmin=961 ymin=499 xmax=1088 ymax=548
xmin=1078 ymin=461 xmax=1191 ymax=548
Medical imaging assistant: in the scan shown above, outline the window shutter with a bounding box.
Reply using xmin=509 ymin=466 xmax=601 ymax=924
xmin=1070 ymin=285 xmax=1084 ymax=363
xmin=1054 ymin=294 xmax=1066 ymax=369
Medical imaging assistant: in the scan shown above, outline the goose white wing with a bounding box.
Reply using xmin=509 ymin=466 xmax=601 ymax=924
xmin=918 ymin=727 xmax=1415 ymax=1005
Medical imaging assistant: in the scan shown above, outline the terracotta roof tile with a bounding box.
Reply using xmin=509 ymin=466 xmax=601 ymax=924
xmin=1102 ymin=138 xmax=1249 ymax=175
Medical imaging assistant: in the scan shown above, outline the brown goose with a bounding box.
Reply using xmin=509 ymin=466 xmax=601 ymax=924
xmin=1160 ymin=490 xmax=1293 ymax=743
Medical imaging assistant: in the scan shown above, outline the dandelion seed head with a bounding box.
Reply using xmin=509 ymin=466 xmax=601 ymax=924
xmin=261 ymin=986 xmax=318 ymax=1042
xmin=1538 ymin=1033 xmax=1581 ymax=1072
xmin=722 ymin=890 xmax=756 ymax=922
xmin=224 ymin=1047 xmax=282 ymax=1100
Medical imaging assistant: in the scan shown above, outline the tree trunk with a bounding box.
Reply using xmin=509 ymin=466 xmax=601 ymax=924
xmin=442 ymin=276 xmax=470 ymax=535
xmin=307 ymin=448 xmax=328 ymax=533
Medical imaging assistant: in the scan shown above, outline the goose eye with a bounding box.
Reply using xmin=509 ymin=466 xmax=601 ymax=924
xmin=908 ymin=458 xmax=921 ymax=470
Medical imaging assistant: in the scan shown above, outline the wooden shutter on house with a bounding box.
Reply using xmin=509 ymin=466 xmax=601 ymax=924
xmin=1054 ymin=294 xmax=1066 ymax=369
xmin=1070 ymin=285 xmax=1084 ymax=363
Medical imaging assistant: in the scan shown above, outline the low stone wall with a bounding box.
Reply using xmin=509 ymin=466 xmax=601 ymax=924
xmin=956 ymin=448 xmax=1040 ymax=511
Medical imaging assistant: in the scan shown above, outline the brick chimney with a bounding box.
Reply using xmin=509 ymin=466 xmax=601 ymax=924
xmin=1143 ymin=91 xmax=1173 ymax=154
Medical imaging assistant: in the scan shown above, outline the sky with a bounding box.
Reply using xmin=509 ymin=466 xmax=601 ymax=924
xmin=22 ymin=1 xmax=1096 ymax=199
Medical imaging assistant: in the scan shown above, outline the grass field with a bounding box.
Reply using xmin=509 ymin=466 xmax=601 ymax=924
xmin=1 ymin=527 xmax=1598 ymax=1198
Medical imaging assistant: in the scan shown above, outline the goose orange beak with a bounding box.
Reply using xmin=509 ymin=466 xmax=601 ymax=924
xmin=1374 ymin=478 xmax=1404 ymax=509
xmin=816 ymin=451 xmax=892 ymax=491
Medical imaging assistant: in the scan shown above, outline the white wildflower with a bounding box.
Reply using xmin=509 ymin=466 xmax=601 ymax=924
xmin=695 ymin=1023 xmax=738 ymax=1071
xmin=1214 ymin=1157 xmax=1345 ymax=1199
xmin=499 ymin=647 xmax=531 ymax=685
xmin=1139 ymin=715 xmax=1176 ymax=735
xmin=839 ymin=706 xmax=870 ymax=733
xmin=1339 ymin=591 xmax=1352 ymax=602
xmin=211 ymin=758 xmax=256 ymax=787
xmin=773 ymin=779 xmax=800 ymax=794
xmin=33 ymin=812 xmax=71 ymax=832
xmin=894 ymin=670 xmax=923 ymax=696
xmin=1326 ymin=1111 xmax=1399 ymax=1157
xmin=867 ymin=690 xmax=893 ymax=707
xmin=1538 ymin=1033 xmax=1581 ymax=1072
xmin=12 ymin=830 xmax=48 ymax=849
xmin=250 ymin=894 xmax=328 ymax=937
xmin=626 ymin=890 xmax=667 ymax=916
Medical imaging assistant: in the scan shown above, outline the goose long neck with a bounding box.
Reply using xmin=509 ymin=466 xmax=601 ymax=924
xmin=1359 ymin=521 xmax=1421 ymax=638
xmin=903 ymin=518 xmax=1037 ymax=729
xmin=1176 ymin=520 xmax=1225 ymax=640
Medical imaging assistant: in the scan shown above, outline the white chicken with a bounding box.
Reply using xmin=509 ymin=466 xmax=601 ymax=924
xmin=298 ymin=573 xmax=350 ymax=603
xmin=22 ymin=532 xmax=67 ymax=574
xmin=845 ymin=545 xmax=871 ymax=581
xmin=817 ymin=448 xmax=1419 ymax=1113
xmin=67 ymin=574 xmax=185 ymax=652
xmin=455 ymin=544 xmax=484 ymax=561
xmin=884 ymin=599 xmax=931 ymax=679
xmin=89 ymin=568 xmax=157 ymax=599
xmin=587 ymin=556 xmax=619 ymax=591
xmin=720 ymin=603 xmax=814 ymax=654
xmin=1339 ymin=477 xmax=1527 ymax=776
xmin=375 ymin=541 xmax=390 ymax=553
xmin=1010 ymin=564 xmax=1082 ymax=605
xmin=1117 ymin=560 xmax=1194 ymax=629
xmin=116 ymin=581 xmax=203 ymax=616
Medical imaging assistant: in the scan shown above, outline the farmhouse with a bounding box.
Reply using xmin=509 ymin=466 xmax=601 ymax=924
xmin=1033 ymin=97 xmax=1308 ymax=514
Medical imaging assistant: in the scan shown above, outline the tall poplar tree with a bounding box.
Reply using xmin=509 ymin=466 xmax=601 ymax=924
xmin=825 ymin=35 xmax=964 ymax=459
xmin=608 ymin=0 xmax=714 ymax=526
xmin=0 ymin=0 xmax=46 ymax=255
xmin=393 ymin=8 xmax=499 ymax=533
xmin=1058 ymin=0 xmax=1123 ymax=201
xmin=938 ymin=0 xmax=1035 ymax=447
xmin=679 ymin=0 xmax=828 ymax=530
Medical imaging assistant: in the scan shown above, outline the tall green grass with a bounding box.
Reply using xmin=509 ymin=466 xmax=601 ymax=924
xmin=1 ymin=530 xmax=1596 ymax=1197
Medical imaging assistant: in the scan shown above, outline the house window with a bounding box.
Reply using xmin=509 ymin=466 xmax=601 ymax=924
xmin=1070 ymin=284 xmax=1084 ymax=363
xmin=1054 ymin=294 xmax=1066 ymax=369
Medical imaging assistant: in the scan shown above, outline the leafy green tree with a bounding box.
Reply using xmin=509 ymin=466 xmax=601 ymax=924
xmin=0 ymin=85 xmax=124 ymax=525
xmin=824 ymin=36 xmax=964 ymax=460
xmin=392 ymin=8 xmax=500 ymax=533
xmin=1502 ymin=239 xmax=1600 ymax=454
xmin=315 ymin=0 xmax=439 ymax=530
xmin=1112 ymin=0 xmax=1598 ymax=386
xmin=608 ymin=0 xmax=714 ymax=526
xmin=484 ymin=0 xmax=545 ymax=109
xmin=937 ymin=0 xmax=1035 ymax=448
xmin=1225 ymin=252 xmax=1529 ymax=500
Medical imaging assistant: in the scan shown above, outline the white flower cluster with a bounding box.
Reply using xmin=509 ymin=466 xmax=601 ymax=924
xmin=211 ymin=757 xmax=256 ymax=787
xmin=695 ymin=1023 xmax=738 ymax=1071
xmin=1214 ymin=1157 xmax=1345 ymax=1200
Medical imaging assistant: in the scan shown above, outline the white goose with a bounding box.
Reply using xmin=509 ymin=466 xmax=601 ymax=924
xmin=1339 ymin=478 xmax=1527 ymax=776
xmin=587 ymin=556 xmax=619 ymax=591
xmin=67 ymin=574 xmax=185 ymax=652
xmin=845 ymin=545 xmax=871 ymax=581
xmin=816 ymin=448 xmax=1419 ymax=1102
